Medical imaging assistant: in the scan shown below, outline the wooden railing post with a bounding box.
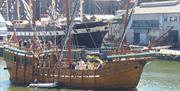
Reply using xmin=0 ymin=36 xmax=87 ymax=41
xmin=94 ymin=70 xmax=96 ymax=87
xmin=69 ymin=68 xmax=72 ymax=88
xmin=23 ymin=54 xmax=27 ymax=84
xmin=81 ymin=70 xmax=84 ymax=87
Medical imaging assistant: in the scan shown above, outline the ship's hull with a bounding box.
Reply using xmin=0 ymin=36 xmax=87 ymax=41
xmin=5 ymin=59 xmax=145 ymax=89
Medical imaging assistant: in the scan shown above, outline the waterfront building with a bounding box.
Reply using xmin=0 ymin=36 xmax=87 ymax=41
xmin=0 ymin=14 xmax=7 ymax=44
xmin=84 ymin=0 xmax=122 ymax=14
xmin=126 ymin=0 xmax=180 ymax=46
xmin=0 ymin=0 xmax=8 ymax=20
xmin=0 ymin=13 xmax=7 ymax=56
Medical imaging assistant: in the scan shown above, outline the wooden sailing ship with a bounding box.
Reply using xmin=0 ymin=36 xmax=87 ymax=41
xmin=4 ymin=44 xmax=154 ymax=89
xmin=3 ymin=0 xmax=155 ymax=89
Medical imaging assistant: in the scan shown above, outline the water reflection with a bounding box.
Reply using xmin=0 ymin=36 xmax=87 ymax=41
xmin=1 ymin=60 xmax=180 ymax=91
xmin=137 ymin=60 xmax=180 ymax=91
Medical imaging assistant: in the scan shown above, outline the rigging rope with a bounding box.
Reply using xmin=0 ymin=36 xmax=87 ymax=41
xmin=58 ymin=0 xmax=80 ymax=61
xmin=118 ymin=0 xmax=139 ymax=49
xmin=87 ymin=30 xmax=98 ymax=48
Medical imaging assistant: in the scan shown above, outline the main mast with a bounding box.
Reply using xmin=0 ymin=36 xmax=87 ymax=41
xmin=59 ymin=0 xmax=79 ymax=61
xmin=6 ymin=0 xmax=9 ymax=20
xmin=65 ymin=0 xmax=72 ymax=64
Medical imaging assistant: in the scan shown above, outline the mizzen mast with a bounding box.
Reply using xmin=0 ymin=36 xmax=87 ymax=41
xmin=118 ymin=0 xmax=139 ymax=50
xmin=80 ymin=0 xmax=84 ymax=22
xmin=17 ymin=0 xmax=20 ymax=21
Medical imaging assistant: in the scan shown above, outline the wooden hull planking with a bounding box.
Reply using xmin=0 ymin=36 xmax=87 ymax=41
xmin=5 ymin=60 xmax=145 ymax=89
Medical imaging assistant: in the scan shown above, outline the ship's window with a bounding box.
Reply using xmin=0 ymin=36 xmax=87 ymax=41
xmin=18 ymin=56 xmax=23 ymax=64
xmin=26 ymin=57 xmax=32 ymax=64
xmin=25 ymin=57 xmax=29 ymax=64
xmin=13 ymin=55 xmax=15 ymax=61
xmin=17 ymin=55 xmax=20 ymax=62
xmin=21 ymin=56 xmax=25 ymax=64
xmin=23 ymin=57 xmax=26 ymax=64
xmin=10 ymin=53 xmax=13 ymax=60
xmin=9 ymin=53 xmax=11 ymax=60
xmin=14 ymin=54 xmax=20 ymax=62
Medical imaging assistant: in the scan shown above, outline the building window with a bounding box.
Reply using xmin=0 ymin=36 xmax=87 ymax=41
xmin=164 ymin=17 xmax=168 ymax=22
xmin=131 ymin=20 xmax=159 ymax=29
xmin=0 ymin=22 xmax=5 ymax=27
xmin=169 ymin=16 xmax=177 ymax=22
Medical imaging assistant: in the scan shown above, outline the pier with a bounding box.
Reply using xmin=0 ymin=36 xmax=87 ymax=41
xmin=156 ymin=49 xmax=180 ymax=60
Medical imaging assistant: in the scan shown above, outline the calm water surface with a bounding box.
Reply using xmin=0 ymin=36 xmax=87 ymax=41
xmin=0 ymin=59 xmax=180 ymax=91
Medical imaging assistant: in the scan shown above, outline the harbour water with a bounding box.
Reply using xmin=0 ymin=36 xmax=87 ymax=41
xmin=0 ymin=59 xmax=180 ymax=91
